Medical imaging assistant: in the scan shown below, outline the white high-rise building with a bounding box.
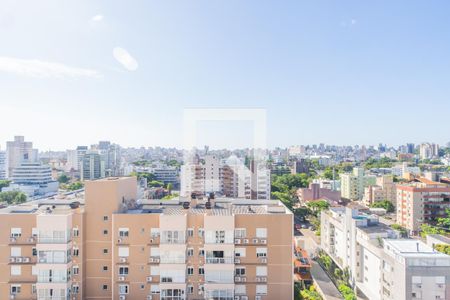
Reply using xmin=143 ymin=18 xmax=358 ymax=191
xmin=0 ymin=150 xmax=6 ymax=179
xmin=65 ymin=149 xmax=78 ymax=172
xmin=419 ymin=143 xmax=440 ymax=160
xmin=5 ymin=136 xmax=38 ymax=178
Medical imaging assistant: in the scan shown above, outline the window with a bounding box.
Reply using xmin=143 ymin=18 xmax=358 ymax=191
xmin=256 ymin=285 xmax=267 ymax=295
xmin=103 ymin=216 xmax=108 ymax=221
xmin=151 ymin=285 xmax=160 ymax=294
xmin=32 ymin=247 xmax=37 ymax=256
xmin=103 ymin=248 xmax=108 ymax=254
xmin=198 ymin=228 xmax=204 ymax=238
xmin=187 ymin=248 xmax=194 ymax=257
xmin=187 ymin=267 xmax=194 ymax=275
xmin=140 ymin=284 xmax=145 ymax=290
xmin=199 ymin=248 xmax=205 ymax=256
xmin=256 ymin=247 xmax=267 ymax=257
xmin=215 ymin=230 xmax=226 ymax=243
xmin=256 ymin=266 xmax=267 ymax=276
xmin=10 ymin=285 xmax=21 ymax=294
xmin=32 ymin=228 xmax=38 ymax=237
xmin=150 ymin=228 xmax=160 ymax=238
xmin=235 ymin=228 xmax=246 ymax=238
xmin=11 ymin=247 xmax=21 ymax=257
xmin=118 ymin=247 xmax=129 ymax=257
xmin=73 ymin=247 xmax=79 ymax=257
xmin=73 ymin=285 xmax=79 ymax=294
xmin=256 ymin=228 xmax=267 ymax=238
xmin=119 ymin=267 xmax=129 ymax=275
xmin=32 ymin=266 xmax=37 ymax=275
xmin=235 ymin=248 xmax=246 ymax=257
xmin=11 ymin=266 xmax=21 ymax=276
xmin=187 ymin=228 xmax=194 ymax=237
xmin=73 ymin=266 xmax=79 ymax=275
xmin=150 ymin=266 xmax=160 ymax=276
xmin=103 ymin=266 xmax=108 ymax=271
xmin=102 ymin=285 xmax=108 ymax=291
xmin=235 ymin=285 xmax=246 ymax=295
xmin=73 ymin=228 xmax=79 ymax=237
xmin=188 ymin=285 xmax=194 ymax=294
xmin=119 ymin=284 xmax=129 ymax=294
xmin=235 ymin=267 xmax=246 ymax=276
xmin=10 ymin=228 xmax=21 ymax=238
xmin=198 ymin=267 xmax=204 ymax=275
xmin=103 ymin=229 xmax=108 ymax=235
xmin=119 ymin=228 xmax=129 ymax=237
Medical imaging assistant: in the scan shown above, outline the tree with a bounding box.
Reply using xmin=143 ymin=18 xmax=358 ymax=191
xmin=0 ymin=180 xmax=11 ymax=190
xmin=420 ymin=223 xmax=445 ymax=238
xmin=300 ymin=286 xmax=322 ymax=300
xmin=148 ymin=180 xmax=164 ymax=188
xmin=370 ymin=200 xmax=394 ymax=213
xmin=57 ymin=174 xmax=70 ymax=184
xmin=338 ymin=284 xmax=357 ymax=300
xmin=66 ymin=182 xmax=84 ymax=191
xmin=294 ymin=207 xmax=310 ymax=221
xmin=166 ymin=183 xmax=173 ymax=192
xmin=306 ymin=200 xmax=330 ymax=216
xmin=0 ymin=191 xmax=27 ymax=204
xmin=434 ymin=244 xmax=450 ymax=255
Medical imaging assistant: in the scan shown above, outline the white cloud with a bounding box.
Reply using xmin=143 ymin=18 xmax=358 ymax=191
xmin=91 ymin=14 xmax=104 ymax=22
xmin=0 ymin=56 xmax=102 ymax=79
xmin=113 ymin=47 xmax=138 ymax=71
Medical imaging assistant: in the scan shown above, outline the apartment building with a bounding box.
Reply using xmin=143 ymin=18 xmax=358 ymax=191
xmin=80 ymin=152 xmax=105 ymax=181
xmin=2 ymin=162 xmax=59 ymax=197
xmin=5 ymin=136 xmax=38 ymax=178
xmin=363 ymin=175 xmax=396 ymax=206
xmin=321 ymin=207 xmax=450 ymax=300
xmin=396 ymin=178 xmax=450 ymax=232
xmin=296 ymin=183 xmax=341 ymax=206
xmin=340 ymin=167 xmax=376 ymax=200
xmin=181 ymin=155 xmax=271 ymax=200
xmin=0 ymin=150 xmax=6 ymax=179
xmin=0 ymin=177 xmax=293 ymax=300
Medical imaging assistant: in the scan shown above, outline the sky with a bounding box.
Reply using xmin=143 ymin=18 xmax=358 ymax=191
xmin=1 ymin=0 xmax=450 ymax=150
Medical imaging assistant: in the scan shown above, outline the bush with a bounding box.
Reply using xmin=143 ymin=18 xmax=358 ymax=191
xmin=338 ymin=284 xmax=356 ymax=300
xmin=0 ymin=191 xmax=27 ymax=204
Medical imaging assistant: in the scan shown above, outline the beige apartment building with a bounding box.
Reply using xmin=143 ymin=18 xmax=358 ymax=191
xmin=396 ymin=178 xmax=450 ymax=232
xmin=0 ymin=177 xmax=293 ymax=300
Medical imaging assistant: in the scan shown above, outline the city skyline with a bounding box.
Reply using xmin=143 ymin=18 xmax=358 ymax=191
xmin=2 ymin=1 xmax=450 ymax=149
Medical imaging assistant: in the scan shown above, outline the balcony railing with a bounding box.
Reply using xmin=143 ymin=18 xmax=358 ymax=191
xmin=205 ymin=257 xmax=234 ymax=264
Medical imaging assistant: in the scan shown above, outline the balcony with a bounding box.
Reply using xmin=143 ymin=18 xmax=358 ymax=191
xmin=205 ymin=257 xmax=234 ymax=264
xmin=37 ymin=237 xmax=71 ymax=244
xmin=37 ymin=276 xmax=69 ymax=283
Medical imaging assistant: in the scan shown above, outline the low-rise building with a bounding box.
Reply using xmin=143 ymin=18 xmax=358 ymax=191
xmin=321 ymin=206 xmax=450 ymax=300
xmin=296 ymin=183 xmax=341 ymax=206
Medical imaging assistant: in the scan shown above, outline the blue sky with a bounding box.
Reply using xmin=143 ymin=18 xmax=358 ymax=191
xmin=1 ymin=1 xmax=450 ymax=150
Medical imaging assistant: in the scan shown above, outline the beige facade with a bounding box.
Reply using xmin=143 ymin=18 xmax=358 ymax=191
xmin=0 ymin=177 xmax=293 ymax=300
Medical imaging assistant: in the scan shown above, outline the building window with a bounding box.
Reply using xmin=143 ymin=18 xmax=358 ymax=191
xmin=73 ymin=248 xmax=79 ymax=256
xmin=187 ymin=248 xmax=194 ymax=256
xmin=188 ymin=285 xmax=194 ymax=294
xmin=119 ymin=266 xmax=129 ymax=275
xmin=10 ymin=247 xmax=21 ymax=257
xmin=198 ymin=267 xmax=204 ymax=275
xmin=256 ymin=266 xmax=267 ymax=276
xmin=140 ymin=284 xmax=145 ymax=290
xmin=256 ymin=247 xmax=267 ymax=257
xmin=198 ymin=228 xmax=204 ymax=238
xmin=11 ymin=266 xmax=21 ymax=276
xmin=73 ymin=285 xmax=79 ymax=294
xmin=103 ymin=248 xmax=108 ymax=254
xmin=235 ymin=228 xmax=246 ymax=238
xmin=235 ymin=267 xmax=246 ymax=276
xmin=119 ymin=228 xmax=129 ymax=237
xmin=199 ymin=248 xmax=205 ymax=256
xmin=102 ymin=285 xmax=108 ymax=291
xmin=256 ymin=228 xmax=267 ymax=238
xmin=73 ymin=228 xmax=79 ymax=237
xmin=119 ymin=284 xmax=129 ymax=294
xmin=235 ymin=248 xmax=246 ymax=257
xmin=73 ymin=266 xmax=79 ymax=275
xmin=118 ymin=247 xmax=129 ymax=257
xmin=10 ymin=228 xmax=22 ymax=238
xmin=256 ymin=285 xmax=267 ymax=295
xmin=150 ymin=228 xmax=160 ymax=238
xmin=10 ymin=285 xmax=21 ymax=294
xmin=103 ymin=230 xmax=108 ymax=235
xmin=103 ymin=216 xmax=108 ymax=221
xmin=32 ymin=247 xmax=37 ymax=256
xmin=187 ymin=267 xmax=194 ymax=275
xmin=187 ymin=228 xmax=194 ymax=237
xmin=103 ymin=266 xmax=108 ymax=271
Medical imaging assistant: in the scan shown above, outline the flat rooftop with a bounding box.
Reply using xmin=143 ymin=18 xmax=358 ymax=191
xmin=123 ymin=199 xmax=291 ymax=216
xmin=384 ymin=239 xmax=450 ymax=258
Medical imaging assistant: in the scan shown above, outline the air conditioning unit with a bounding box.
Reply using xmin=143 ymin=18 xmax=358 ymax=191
xmin=39 ymin=258 xmax=46 ymax=263
xmin=260 ymin=258 xmax=267 ymax=263
xmin=234 ymin=258 xmax=241 ymax=264
xmin=235 ymin=276 xmax=241 ymax=282
xmin=23 ymin=257 xmax=30 ymax=263
xmin=243 ymin=239 xmax=249 ymax=244
xmin=120 ymin=257 xmax=127 ymax=263
xmin=146 ymin=276 xmax=153 ymax=282
xmin=10 ymin=295 xmax=16 ymax=300
xmin=234 ymin=296 xmax=240 ymax=300
xmin=235 ymin=239 xmax=241 ymax=244
xmin=9 ymin=257 xmax=16 ymax=263
xmin=261 ymin=277 xmax=267 ymax=282
xmin=255 ymin=296 xmax=262 ymax=300
xmin=147 ymin=296 xmax=153 ymax=300
xmin=10 ymin=237 xmax=16 ymax=243
xmin=118 ymin=276 xmax=125 ymax=281
xmin=241 ymin=277 xmax=247 ymax=282
xmin=253 ymin=239 xmax=259 ymax=244
xmin=260 ymin=239 xmax=267 ymax=244
xmin=119 ymin=296 xmax=126 ymax=300
xmin=241 ymin=297 xmax=248 ymax=300
xmin=28 ymin=237 xmax=35 ymax=243
xmin=15 ymin=257 xmax=23 ymax=263
xmin=256 ymin=277 xmax=261 ymax=282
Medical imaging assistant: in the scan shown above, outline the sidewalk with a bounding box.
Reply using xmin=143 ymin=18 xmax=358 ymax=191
xmin=310 ymin=261 xmax=343 ymax=300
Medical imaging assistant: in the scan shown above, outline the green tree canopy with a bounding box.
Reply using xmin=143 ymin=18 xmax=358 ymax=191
xmin=57 ymin=174 xmax=70 ymax=184
xmin=370 ymin=200 xmax=395 ymax=213
xmin=0 ymin=191 xmax=27 ymax=204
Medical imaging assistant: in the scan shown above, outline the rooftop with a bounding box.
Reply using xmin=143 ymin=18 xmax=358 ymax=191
xmin=384 ymin=239 xmax=450 ymax=258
